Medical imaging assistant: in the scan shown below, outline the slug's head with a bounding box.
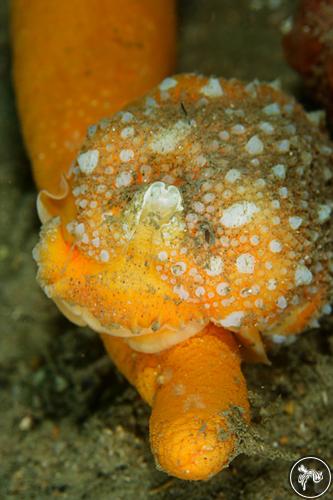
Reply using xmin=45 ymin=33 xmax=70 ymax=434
xmin=34 ymin=75 xmax=333 ymax=355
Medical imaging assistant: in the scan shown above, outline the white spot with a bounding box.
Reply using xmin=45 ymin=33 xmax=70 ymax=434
xmin=75 ymin=223 xmax=85 ymax=236
xmin=100 ymin=250 xmax=110 ymax=262
xmin=216 ymin=283 xmax=230 ymax=296
xmin=222 ymin=190 xmax=232 ymax=199
xmin=263 ymin=103 xmax=280 ymax=115
xmin=145 ymin=96 xmax=158 ymax=108
xmin=245 ymin=135 xmax=264 ymax=155
xmin=272 ymin=164 xmax=286 ymax=179
xmin=250 ymin=235 xmax=260 ymax=245
xmin=120 ymin=111 xmax=134 ymax=123
xmin=267 ymin=278 xmax=277 ymax=290
xmin=140 ymin=164 xmax=152 ymax=181
xmin=220 ymin=202 xmax=259 ymax=228
xmin=161 ymin=175 xmax=175 ymax=186
xmin=172 ymin=262 xmax=187 ymax=276
xmin=271 ymin=199 xmax=280 ymax=209
xmin=295 ymin=264 xmax=313 ymax=286
xmin=219 ymin=311 xmax=245 ymax=328
xmin=269 ymin=240 xmax=282 ymax=253
xmin=196 ymin=155 xmax=207 ymax=167
xmin=183 ymin=394 xmax=206 ymax=412
xmin=277 ymin=296 xmax=287 ymax=309
xmin=322 ymin=304 xmax=332 ymax=315
xmin=317 ymin=204 xmax=332 ymax=223
xmin=92 ymin=237 xmax=100 ymax=248
xmin=173 ymin=285 xmax=189 ymax=300
xmin=284 ymin=124 xmax=296 ymax=135
xmin=279 ymin=187 xmax=288 ymax=198
xmin=115 ymin=171 xmax=132 ymax=188
xmin=87 ymin=124 xmax=97 ymax=138
xmin=319 ymin=145 xmax=332 ymax=155
xmin=276 ymin=139 xmax=290 ymax=153
xmin=219 ymin=130 xmax=230 ymax=140
xmin=78 ymin=149 xmax=99 ymax=174
xmin=255 ymin=178 xmax=266 ymax=188
xmin=200 ymin=78 xmax=224 ymax=97
xmin=120 ymin=126 xmax=134 ymax=139
xmin=225 ymin=169 xmax=241 ymax=183
xmin=236 ymin=253 xmax=255 ymax=274
xmin=195 ymin=287 xmax=205 ymax=297
xmin=150 ymin=120 xmax=191 ymax=154
xmin=78 ymin=199 xmax=88 ymax=209
xmin=323 ymin=167 xmax=333 ymax=181
xmin=231 ymin=124 xmax=246 ymax=134
xmin=220 ymin=236 xmax=230 ymax=247
xmin=271 ymin=334 xmax=289 ymax=344
xmin=289 ymin=216 xmax=303 ymax=230
xmin=119 ymin=149 xmax=134 ymax=162
xmin=203 ymin=193 xmax=215 ymax=203
xmin=259 ymin=121 xmax=274 ymax=134
xmin=158 ymin=251 xmax=168 ymax=261
xmin=193 ymin=201 xmax=205 ymax=214
xmin=159 ymin=77 xmax=178 ymax=91
xmin=206 ymin=256 xmax=224 ymax=276
xmin=245 ymin=80 xmax=259 ymax=96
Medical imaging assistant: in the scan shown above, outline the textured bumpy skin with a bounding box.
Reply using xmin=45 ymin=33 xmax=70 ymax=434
xmin=11 ymin=0 xmax=176 ymax=193
xmin=283 ymin=0 xmax=333 ymax=121
xmin=34 ymin=75 xmax=333 ymax=353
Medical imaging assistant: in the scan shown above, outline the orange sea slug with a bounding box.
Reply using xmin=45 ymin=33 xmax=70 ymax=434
xmin=11 ymin=1 xmax=333 ymax=482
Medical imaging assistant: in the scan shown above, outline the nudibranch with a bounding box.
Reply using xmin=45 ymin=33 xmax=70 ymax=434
xmin=283 ymin=0 xmax=333 ymax=122
xmin=32 ymin=74 xmax=333 ymax=479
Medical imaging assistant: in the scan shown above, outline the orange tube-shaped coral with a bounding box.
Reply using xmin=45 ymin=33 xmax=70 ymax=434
xmin=11 ymin=0 xmax=176 ymax=193
xmin=102 ymin=325 xmax=250 ymax=480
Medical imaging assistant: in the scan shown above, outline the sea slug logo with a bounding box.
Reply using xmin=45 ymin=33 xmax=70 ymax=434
xmin=289 ymin=457 xmax=332 ymax=498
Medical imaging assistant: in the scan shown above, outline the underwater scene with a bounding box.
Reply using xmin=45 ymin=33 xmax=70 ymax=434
xmin=1 ymin=0 xmax=332 ymax=498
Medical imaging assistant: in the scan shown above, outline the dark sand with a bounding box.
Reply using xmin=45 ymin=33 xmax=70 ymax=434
xmin=1 ymin=1 xmax=332 ymax=499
